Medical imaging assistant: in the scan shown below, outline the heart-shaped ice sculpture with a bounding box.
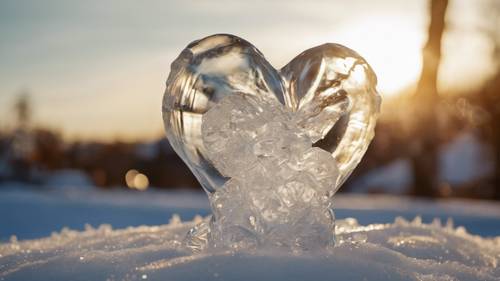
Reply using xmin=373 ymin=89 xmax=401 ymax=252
xmin=163 ymin=34 xmax=380 ymax=250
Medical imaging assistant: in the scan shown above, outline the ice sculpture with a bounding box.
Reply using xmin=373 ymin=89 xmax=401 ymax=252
xmin=162 ymin=34 xmax=380 ymax=251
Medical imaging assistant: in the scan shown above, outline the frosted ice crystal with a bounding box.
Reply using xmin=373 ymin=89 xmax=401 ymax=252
xmin=200 ymin=93 xmax=338 ymax=250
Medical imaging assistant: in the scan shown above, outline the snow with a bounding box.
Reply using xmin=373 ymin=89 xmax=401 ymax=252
xmin=43 ymin=169 xmax=94 ymax=190
xmin=441 ymin=132 xmax=494 ymax=185
xmin=0 ymin=185 xmax=499 ymax=280
xmin=0 ymin=186 xmax=209 ymax=240
xmin=350 ymin=132 xmax=494 ymax=194
xmin=1 ymin=214 xmax=499 ymax=281
xmin=1 ymin=186 xmax=499 ymax=241
xmin=350 ymin=159 xmax=411 ymax=194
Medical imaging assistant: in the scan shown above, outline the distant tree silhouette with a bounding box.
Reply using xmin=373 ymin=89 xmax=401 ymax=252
xmin=14 ymin=91 xmax=31 ymax=129
xmin=410 ymin=0 xmax=448 ymax=197
xmin=10 ymin=91 xmax=35 ymax=182
xmin=479 ymin=1 xmax=500 ymax=199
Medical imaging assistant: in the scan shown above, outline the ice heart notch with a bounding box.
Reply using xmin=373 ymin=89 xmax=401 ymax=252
xmin=162 ymin=34 xmax=380 ymax=250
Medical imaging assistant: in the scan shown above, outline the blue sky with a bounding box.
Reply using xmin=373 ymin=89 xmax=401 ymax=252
xmin=0 ymin=0 xmax=495 ymax=141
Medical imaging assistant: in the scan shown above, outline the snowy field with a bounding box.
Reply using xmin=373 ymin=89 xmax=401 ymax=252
xmin=0 ymin=184 xmax=499 ymax=280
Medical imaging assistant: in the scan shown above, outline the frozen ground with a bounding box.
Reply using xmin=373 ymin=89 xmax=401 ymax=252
xmin=0 ymin=184 xmax=499 ymax=280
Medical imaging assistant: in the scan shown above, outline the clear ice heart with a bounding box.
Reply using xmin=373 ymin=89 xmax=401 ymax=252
xmin=162 ymin=34 xmax=380 ymax=251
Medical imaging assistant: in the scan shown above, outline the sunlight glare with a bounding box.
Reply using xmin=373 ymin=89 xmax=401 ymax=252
xmin=332 ymin=15 xmax=425 ymax=97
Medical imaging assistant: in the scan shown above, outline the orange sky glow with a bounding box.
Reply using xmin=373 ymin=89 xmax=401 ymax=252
xmin=0 ymin=0 xmax=496 ymax=141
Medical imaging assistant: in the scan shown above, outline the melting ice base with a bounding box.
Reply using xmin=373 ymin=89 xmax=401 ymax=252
xmin=1 ymin=216 xmax=499 ymax=281
xmin=198 ymin=93 xmax=338 ymax=251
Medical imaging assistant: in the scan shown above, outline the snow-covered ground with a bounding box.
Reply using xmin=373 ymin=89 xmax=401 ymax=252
xmin=0 ymin=184 xmax=499 ymax=280
xmin=350 ymin=132 xmax=494 ymax=194
xmin=1 ymin=184 xmax=499 ymax=240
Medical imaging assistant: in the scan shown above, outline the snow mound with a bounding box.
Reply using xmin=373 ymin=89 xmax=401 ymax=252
xmin=1 ymin=216 xmax=498 ymax=281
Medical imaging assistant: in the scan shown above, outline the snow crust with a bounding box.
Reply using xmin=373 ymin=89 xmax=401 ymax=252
xmin=1 ymin=187 xmax=499 ymax=280
xmin=1 ymin=216 xmax=499 ymax=281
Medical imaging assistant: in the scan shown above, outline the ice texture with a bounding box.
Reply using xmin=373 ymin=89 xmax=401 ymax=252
xmin=162 ymin=34 xmax=380 ymax=195
xmin=1 ymin=216 xmax=498 ymax=281
xmin=162 ymin=34 xmax=380 ymax=251
xmin=200 ymin=93 xmax=338 ymax=250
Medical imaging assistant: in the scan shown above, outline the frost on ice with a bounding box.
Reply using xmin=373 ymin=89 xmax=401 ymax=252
xmin=199 ymin=93 xmax=339 ymax=251
xmin=1 ymin=216 xmax=498 ymax=281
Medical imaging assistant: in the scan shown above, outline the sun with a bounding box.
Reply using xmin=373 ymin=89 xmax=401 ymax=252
xmin=330 ymin=15 xmax=425 ymax=97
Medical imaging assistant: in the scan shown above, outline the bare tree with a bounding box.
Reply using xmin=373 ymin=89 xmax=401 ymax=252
xmin=480 ymin=1 xmax=500 ymax=199
xmin=410 ymin=0 xmax=448 ymax=197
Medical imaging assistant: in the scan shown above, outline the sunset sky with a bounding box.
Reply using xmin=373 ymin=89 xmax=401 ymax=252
xmin=0 ymin=0 xmax=496 ymax=141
